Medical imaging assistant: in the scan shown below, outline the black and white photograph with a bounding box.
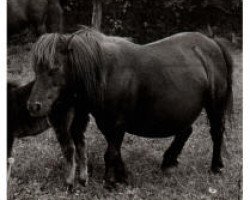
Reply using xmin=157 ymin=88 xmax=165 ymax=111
xmin=6 ymin=0 xmax=242 ymax=199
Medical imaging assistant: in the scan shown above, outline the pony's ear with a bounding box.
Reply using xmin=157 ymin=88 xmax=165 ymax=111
xmin=56 ymin=36 xmax=68 ymax=55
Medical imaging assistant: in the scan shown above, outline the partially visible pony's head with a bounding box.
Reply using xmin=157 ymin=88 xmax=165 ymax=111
xmin=7 ymin=81 xmax=20 ymax=91
xmin=7 ymin=81 xmax=20 ymax=101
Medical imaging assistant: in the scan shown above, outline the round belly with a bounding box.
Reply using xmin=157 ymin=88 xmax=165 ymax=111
xmin=128 ymin=94 xmax=204 ymax=138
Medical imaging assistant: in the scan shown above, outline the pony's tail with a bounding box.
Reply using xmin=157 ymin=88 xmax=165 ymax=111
xmin=214 ymin=38 xmax=234 ymax=119
xmin=214 ymin=38 xmax=234 ymax=157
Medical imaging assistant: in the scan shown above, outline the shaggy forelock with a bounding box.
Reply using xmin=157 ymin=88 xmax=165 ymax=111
xmin=32 ymin=33 xmax=61 ymax=71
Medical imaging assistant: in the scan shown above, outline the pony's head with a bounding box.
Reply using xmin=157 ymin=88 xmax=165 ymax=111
xmin=27 ymin=28 xmax=104 ymax=117
xmin=27 ymin=33 xmax=68 ymax=116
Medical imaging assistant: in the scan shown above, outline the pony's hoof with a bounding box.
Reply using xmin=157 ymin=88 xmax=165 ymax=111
xmin=103 ymin=180 xmax=116 ymax=191
xmin=211 ymin=166 xmax=223 ymax=174
xmin=161 ymin=160 xmax=179 ymax=171
xmin=115 ymin=171 xmax=128 ymax=185
xmin=79 ymin=177 xmax=88 ymax=187
xmin=116 ymin=177 xmax=128 ymax=185
xmin=211 ymin=161 xmax=224 ymax=174
xmin=88 ymin=163 xmax=93 ymax=177
xmin=65 ymin=178 xmax=74 ymax=192
xmin=79 ymin=169 xmax=89 ymax=187
xmin=66 ymin=184 xmax=74 ymax=193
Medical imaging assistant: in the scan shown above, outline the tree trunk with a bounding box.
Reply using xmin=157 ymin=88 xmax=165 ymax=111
xmin=92 ymin=0 xmax=102 ymax=31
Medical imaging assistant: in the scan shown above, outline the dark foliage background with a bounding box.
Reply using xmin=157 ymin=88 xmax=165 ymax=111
xmin=61 ymin=0 xmax=242 ymax=44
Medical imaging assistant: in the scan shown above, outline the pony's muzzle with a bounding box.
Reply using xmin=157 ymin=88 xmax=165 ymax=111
xmin=27 ymin=101 xmax=43 ymax=115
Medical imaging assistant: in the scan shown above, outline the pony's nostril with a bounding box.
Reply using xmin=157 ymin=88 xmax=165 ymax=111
xmin=27 ymin=101 xmax=43 ymax=115
xmin=33 ymin=102 xmax=42 ymax=112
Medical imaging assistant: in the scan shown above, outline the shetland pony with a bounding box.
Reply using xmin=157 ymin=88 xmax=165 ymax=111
xmin=27 ymin=27 xmax=233 ymax=188
xmin=8 ymin=81 xmax=89 ymax=187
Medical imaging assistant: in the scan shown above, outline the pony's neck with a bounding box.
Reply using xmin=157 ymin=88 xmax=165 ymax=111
xmin=70 ymin=70 xmax=104 ymax=107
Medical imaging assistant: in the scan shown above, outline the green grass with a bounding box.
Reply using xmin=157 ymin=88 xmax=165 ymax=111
xmin=7 ymin=43 xmax=242 ymax=200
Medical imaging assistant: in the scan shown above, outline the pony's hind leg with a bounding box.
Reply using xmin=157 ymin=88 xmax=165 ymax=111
xmin=161 ymin=127 xmax=192 ymax=171
xmin=206 ymin=106 xmax=225 ymax=173
xmin=70 ymin=113 xmax=89 ymax=186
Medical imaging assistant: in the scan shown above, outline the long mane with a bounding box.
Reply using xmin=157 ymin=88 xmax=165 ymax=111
xmin=67 ymin=27 xmax=105 ymax=103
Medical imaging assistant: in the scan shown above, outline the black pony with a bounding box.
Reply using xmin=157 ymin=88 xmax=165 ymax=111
xmin=8 ymin=81 xmax=89 ymax=187
xmin=27 ymin=27 xmax=233 ymax=188
xmin=8 ymin=0 xmax=63 ymax=36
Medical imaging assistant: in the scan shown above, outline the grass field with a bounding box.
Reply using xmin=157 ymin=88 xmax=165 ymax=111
xmin=7 ymin=41 xmax=242 ymax=200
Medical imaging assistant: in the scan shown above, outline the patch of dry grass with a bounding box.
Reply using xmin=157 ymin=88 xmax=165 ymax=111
xmin=7 ymin=43 xmax=242 ymax=200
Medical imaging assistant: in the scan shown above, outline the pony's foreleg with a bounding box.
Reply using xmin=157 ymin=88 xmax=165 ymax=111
xmin=54 ymin=129 xmax=77 ymax=189
xmin=7 ymin=157 xmax=15 ymax=182
xmin=103 ymin=131 xmax=126 ymax=189
xmin=51 ymin=109 xmax=77 ymax=189
xmin=70 ymin=114 xmax=89 ymax=186
xmin=7 ymin=134 xmax=14 ymax=158
xmin=7 ymin=135 xmax=15 ymax=181
xmin=161 ymin=127 xmax=192 ymax=171
xmin=50 ymin=106 xmax=80 ymax=190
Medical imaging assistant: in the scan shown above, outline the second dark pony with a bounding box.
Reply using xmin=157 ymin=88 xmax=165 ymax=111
xmin=27 ymin=27 xmax=233 ymax=188
xmin=8 ymin=81 xmax=89 ymax=187
xmin=8 ymin=0 xmax=63 ymax=36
